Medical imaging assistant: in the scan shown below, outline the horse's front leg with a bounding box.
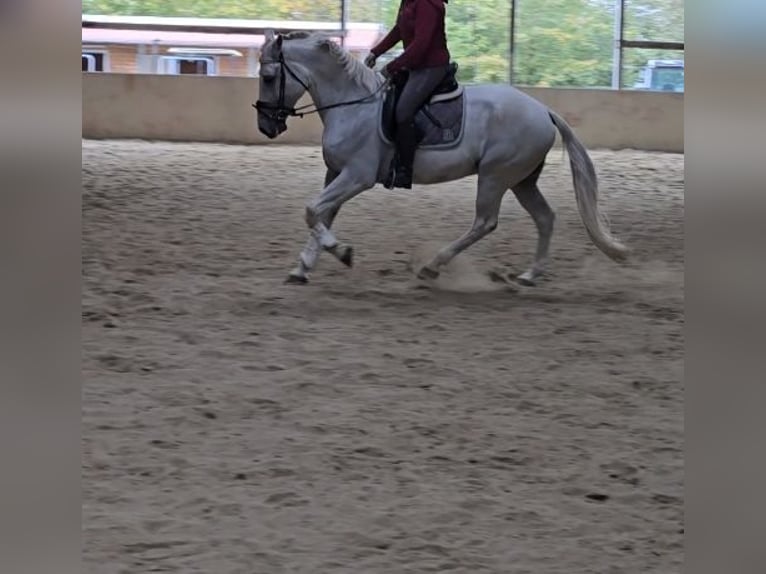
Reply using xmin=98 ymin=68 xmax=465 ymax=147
xmin=321 ymin=170 xmax=354 ymax=268
xmin=286 ymin=169 xmax=346 ymax=284
xmin=286 ymin=169 xmax=374 ymax=284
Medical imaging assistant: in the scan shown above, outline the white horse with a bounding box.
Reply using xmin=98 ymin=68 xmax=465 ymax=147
xmin=254 ymin=31 xmax=628 ymax=285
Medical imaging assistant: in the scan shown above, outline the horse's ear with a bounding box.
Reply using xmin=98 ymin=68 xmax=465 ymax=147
xmin=275 ymin=34 xmax=284 ymax=49
xmin=265 ymin=29 xmax=275 ymax=42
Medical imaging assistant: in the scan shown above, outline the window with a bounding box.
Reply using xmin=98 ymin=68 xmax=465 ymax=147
xmin=621 ymin=1 xmax=685 ymax=91
xmin=82 ymin=51 xmax=108 ymax=72
xmin=159 ymin=56 xmax=217 ymax=76
xmin=513 ymin=0 xmax=614 ymax=88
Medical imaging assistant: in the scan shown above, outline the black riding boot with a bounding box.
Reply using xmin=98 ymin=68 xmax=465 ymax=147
xmin=390 ymin=121 xmax=417 ymax=189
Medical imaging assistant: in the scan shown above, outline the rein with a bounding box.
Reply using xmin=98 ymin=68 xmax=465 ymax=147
xmin=253 ymin=52 xmax=389 ymax=121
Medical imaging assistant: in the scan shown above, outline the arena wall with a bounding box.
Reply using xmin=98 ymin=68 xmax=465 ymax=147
xmin=82 ymin=72 xmax=683 ymax=152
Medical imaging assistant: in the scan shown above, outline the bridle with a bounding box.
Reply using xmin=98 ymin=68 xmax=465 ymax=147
xmin=253 ymin=49 xmax=389 ymax=123
xmin=253 ymin=52 xmax=309 ymax=123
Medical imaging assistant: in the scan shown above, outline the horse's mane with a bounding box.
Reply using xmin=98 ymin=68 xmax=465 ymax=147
xmin=282 ymin=31 xmax=382 ymax=92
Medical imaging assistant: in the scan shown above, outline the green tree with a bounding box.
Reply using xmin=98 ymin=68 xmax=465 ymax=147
xmin=82 ymin=0 xmax=684 ymax=88
xmin=82 ymin=1 xmax=347 ymax=21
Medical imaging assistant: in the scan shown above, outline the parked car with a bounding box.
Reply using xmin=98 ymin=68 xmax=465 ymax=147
xmin=633 ymin=59 xmax=684 ymax=92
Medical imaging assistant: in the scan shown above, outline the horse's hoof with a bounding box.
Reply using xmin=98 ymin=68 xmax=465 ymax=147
xmin=339 ymin=246 xmax=354 ymax=268
xmin=515 ymin=272 xmax=536 ymax=287
xmin=417 ymin=266 xmax=440 ymax=281
xmin=285 ymin=273 xmax=308 ymax=285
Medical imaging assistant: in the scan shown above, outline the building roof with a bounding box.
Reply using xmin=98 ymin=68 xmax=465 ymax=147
xmin=82 ymin=15 xmax=385 ymax=50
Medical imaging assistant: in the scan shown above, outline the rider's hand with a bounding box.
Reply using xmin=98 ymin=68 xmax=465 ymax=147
xmin=364 ymin=52 xmax=377 ymax=68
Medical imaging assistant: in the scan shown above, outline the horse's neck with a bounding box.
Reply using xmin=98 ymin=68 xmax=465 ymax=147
xmin=298 ymin=56 xmax=374 ymax=121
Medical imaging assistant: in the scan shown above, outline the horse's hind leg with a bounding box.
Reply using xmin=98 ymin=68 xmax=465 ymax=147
xmin=418 ymin=173 xmax=507 ymax=280
xmin=511 ymin=160 xmax=555 ymax=286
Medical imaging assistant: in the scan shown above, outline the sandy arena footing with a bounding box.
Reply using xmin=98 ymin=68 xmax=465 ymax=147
xmin=83 ymin=140 xmax=684 ymax=574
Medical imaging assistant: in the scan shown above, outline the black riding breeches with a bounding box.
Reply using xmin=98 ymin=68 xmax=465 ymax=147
xmin=395 ymin=65 xmax=450 ymax=125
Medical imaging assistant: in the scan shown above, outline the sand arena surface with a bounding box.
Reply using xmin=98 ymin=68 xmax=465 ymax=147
xmin=82 ymin=140 xmax=684 ymax=573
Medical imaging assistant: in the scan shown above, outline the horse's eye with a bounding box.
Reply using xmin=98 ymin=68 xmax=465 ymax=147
xmin=262 ymin=74 xmax=275 ymax=84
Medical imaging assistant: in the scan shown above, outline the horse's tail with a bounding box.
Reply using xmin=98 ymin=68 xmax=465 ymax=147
xmin=548 ymin=110 xmax=629 ymax=262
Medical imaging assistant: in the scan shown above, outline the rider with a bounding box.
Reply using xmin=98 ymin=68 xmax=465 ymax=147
xmin=364 ymin=0 xmax=451 ymax=189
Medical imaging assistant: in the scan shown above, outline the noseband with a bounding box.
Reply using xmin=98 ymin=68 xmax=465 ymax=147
xmin=253 ymin=48 xmax=390 ymax=122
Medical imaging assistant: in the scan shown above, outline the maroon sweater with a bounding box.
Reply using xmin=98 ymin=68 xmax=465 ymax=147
xmin=371 ymin=0 xmax=450 ymax=74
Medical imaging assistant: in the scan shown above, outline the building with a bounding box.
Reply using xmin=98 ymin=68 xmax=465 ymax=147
xmin=82 ymin=15 xmax=387 ymax=77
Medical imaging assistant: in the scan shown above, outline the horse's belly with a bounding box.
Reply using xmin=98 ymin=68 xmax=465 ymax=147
xmin=414 ymin=148 xmax=478 ymax=184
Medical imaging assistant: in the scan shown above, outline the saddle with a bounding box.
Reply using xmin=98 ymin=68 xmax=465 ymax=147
xmin=381 ymin=62 xmax=466 ymax=148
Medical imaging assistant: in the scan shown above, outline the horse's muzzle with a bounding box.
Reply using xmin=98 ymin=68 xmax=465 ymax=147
xmin=254 ymin=102 xmax=288 ymax=139
xmin=257 ymin=118 xmax=287 ymax=139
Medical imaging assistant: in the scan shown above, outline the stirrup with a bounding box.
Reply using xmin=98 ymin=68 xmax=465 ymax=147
xmin=391 ymin=166 xmax=413 ymax=190
xmin=383 ymin=148 xmax=413 ymax=190
xmin=383 ymin=163 xmax=397 ymax=190
xmin=383 ymin=167 xmax=412 ymax=190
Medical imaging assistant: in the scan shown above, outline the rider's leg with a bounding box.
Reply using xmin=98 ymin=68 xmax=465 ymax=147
xmin=389 ymin=66 xmax=449 ymax=189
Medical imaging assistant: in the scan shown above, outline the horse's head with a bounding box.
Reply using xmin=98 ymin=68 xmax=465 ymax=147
xmin=255 ymin=31 xmax=310 ymax=139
